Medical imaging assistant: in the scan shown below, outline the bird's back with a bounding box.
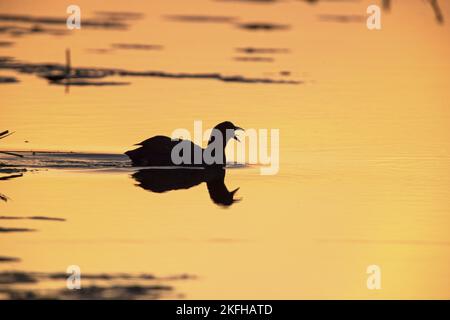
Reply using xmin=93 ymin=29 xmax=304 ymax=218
xmin=135 ymin=135 xmax=178 ymax=151
xmin=125 ymin=135 xmax=203 ymax=166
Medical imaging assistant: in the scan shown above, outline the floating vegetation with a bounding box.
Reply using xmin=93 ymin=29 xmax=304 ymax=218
xmin=234 ymin=56 xmax=274 ymax=62
xmin=165 ymin=15 xmax=237 ymax=23
xmin=0 ymin=131 xmax=23 ymax=158
xmin=111 ymin=43 xmax=163 ymax=51
xmin=237 ymin=22 xmax=290 ymax=31
xmin=0 ymin=13 xmax=129 ymax=30
xmin=236 ymin=47 xmax=290 ymax=54
xmin=0 ymin=216 xmax=66 ymax=222
xmin=0 ymin=227 xmax=36 ymax=233
xmin=318 ymin=14 xmax=365 ymax=23
xmin=0 ymin=41 xmax=14 ymax=47
xmin=0 ymin=76 xmax=19 ymax=84
xmin=0 ymin=256 xmax=21 ymax=263
xmin=0 ymin=270 xmax=193 ymax=299
xmin=0 ymin=56 xmax=302 ymax=85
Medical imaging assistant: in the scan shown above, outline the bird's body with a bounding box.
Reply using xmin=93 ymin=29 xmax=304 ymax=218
xmin=125 ymin=135 xmax=203 ymax=166
xmin=125 ymin=122 xmax=243 ymax=167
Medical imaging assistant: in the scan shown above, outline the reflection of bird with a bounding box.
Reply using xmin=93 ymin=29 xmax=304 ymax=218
xmin=206 ymin=169 xmax=241 ymax=206
xmin=125 ymin=121 xmax=244 ymax=167
xmin=132 ymin=167 xmax=241 ymax=207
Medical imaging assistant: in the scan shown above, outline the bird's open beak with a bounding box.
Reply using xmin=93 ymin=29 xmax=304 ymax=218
xmin=233 ymin=126 xmax=244 ymax=142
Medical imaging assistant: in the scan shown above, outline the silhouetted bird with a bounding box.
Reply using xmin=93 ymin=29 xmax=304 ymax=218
xmin=125 ymin=121 xmax=244 ymax=167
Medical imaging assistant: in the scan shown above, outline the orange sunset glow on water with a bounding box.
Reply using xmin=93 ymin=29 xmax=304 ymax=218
xmin=0 ymin=0 xmax=449 ymax=300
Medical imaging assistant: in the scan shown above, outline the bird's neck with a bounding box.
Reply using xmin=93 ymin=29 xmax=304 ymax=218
xmin=205 ymin=137 xmax=230 ymax=166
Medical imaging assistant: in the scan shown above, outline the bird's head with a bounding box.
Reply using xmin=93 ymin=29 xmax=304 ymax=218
xmin=209 ymin=121 xmax=244 ymax=145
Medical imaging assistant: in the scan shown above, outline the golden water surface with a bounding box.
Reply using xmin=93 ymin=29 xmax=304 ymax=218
xmin=1 ymin=0 xmax=449 ymax=298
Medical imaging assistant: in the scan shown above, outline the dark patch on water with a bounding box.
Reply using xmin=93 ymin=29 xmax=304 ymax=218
xmin=0 ymin=24 xmax=68 ymax=37
xmin=165 ymin=15 xmax=237 ymax=23
xmin=93 ymin=11 xmax=144 ymax=21
xmin=0 ymin=216 xmax=66 ymax=222
xmin=0 ymin=13 xmax=129 ymax=30
xmin=111 ymin=43 xmax=163 ymax=51
xmin=49 ymin=80 xmax=131 ymax=86
xmin=318 ymin=14 xmax=365 ymax=23
xmin=0 ymin=270 xmax=193 ymax=299
xmin=0 ymin=256 xmax=20 ymax=263
xmin=234 ymin=56 xmax=274 ymax=62
xmin=237 ymin=22 xmax=290 ymax=31
xmin=0 ymin=41 xmax=14 ymax=47
xmin=0 ymin=56 xmax=302 ymax=85
xmin=0 ymin=227 xmax=36 ymax=233
xmin=236 ymin=47 xmax=290 ymax=54
xmin=0 ymin=76 xmax=19 ymax=84
xmin=0 ymin=271 xmax=37 ymax=284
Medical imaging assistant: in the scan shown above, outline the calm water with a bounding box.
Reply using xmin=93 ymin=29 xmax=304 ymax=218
xmin=1 ymin=0 xmax=449 ymax=299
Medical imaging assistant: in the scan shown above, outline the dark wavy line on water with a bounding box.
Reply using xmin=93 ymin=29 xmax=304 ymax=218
xmin=0 ymin=216 xmax=66 ymax=222
xmin=0 ymin=56 xmax=302 ymax=85
xmin=165 ymin=15 xmax=237 ymax=23
xmin=0 ymin=270 xmax=193 ymax=299
xmin=0 ymin=256 xmax=21 ymax=263
xmin=0 ymin=76 xmax=19 ymax=84
xmin=0 ymin=13 xmax=129 ymax=29
xmin=0 ymin=227 xmax=36 ymax=233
